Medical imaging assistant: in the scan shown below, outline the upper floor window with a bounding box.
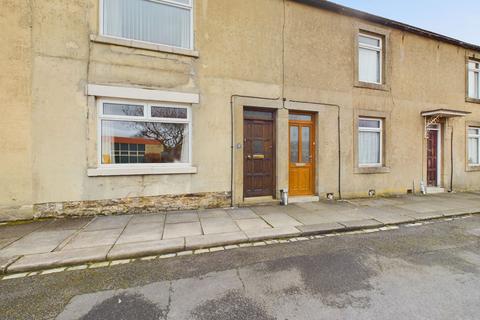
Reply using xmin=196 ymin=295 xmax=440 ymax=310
xmin=358 ymin=118 xmax=383 ymax=167
xmin=358 ymin=33 xmax=382 ymax=84
xmin=468 ymin=60 xmax=480 ymax=99
xmin=101 ymin=0 xmax=193 ymax=50
xmin=468 ymin=127 xmax=480 ymax=165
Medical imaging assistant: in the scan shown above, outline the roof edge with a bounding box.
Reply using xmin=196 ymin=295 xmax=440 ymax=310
xmin=291 ymin=0 xmax=480 ymax=52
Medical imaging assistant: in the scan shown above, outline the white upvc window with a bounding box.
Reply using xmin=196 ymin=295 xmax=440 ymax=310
xmin=358 ymin=118 xmax=383 ymax=167
xmin=100 ymin=0 xmax=194 ymax=50
xmin=468 ymin=60 xmax=480 ymax=99
xmin=358 ymin=33 xmax=383 ymax=84
xmin=468 ymin=127 xmax=480 ymax=165
xmin=97 ymin=99 xmax=192 ymax=168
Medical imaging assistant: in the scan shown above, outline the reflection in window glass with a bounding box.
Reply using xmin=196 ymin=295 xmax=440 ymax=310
xmin=468 ymin=127 xmax=480 ymax=165
xmin=152 ymin=106 xmax=188 ymax=119
xmin=302 ymin=127 xmax=311 ymax=163
xmin=244 ymin=110 xmax=273 ymax=120
xmin=103 ymin=103 xmax=144 ymax=116
xmin=290 ymin=126 xmax=299 ymax=163
xmin=101 ymin=120 xmax=188 ymax=164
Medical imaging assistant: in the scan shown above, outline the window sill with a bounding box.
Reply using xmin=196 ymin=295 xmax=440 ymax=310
xmin=466 ymin=165 xmax=480 ymax=172
xmin=87 ymin=166 xmax=198 ymax=177
xmin=354 ymin=166 xmax=391 ymax=174
xmin=90 ymin=34 xmax=199 ymax=58
xmin=354 ymin=81 xmax=390 ymax=92
xmin=466 ymin=97 xmax=480 ymax=104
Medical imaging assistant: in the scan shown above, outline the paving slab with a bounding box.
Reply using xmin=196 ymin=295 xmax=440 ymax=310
xmin=0 ymin=238 xmax=17 ymax=250
xmin=63 ymin=229 xmax=123 ymax=250
xmin=296 ymin=222 xmax=346 ymax=235
xmin=84 ymin=215 xmax=132 ymax=231
xmin=116 ymin=222 xmax=164 ymax=245
xmin=409 ymin=211 xmax=445 ymax=221
xmin=0 ymin=221 xmax=51 ymax=239
xmin=235 ymin=218 xmax=271 ymax=231
xmin=198 ymin=209 xmax=230 ymax=219
xmin=285 ymin=211 xmax=336 ymax=225
xmin=201 ymin=217 xmax=240 ymax=234
xmin=7 ymin=246 xmax=111 ymax=273
xmin=251 ymin=206 xmax=284 ymax=215
xmin=185 ymin=232 xmax=248 ymax=250
xmin=129 ymin=213 xmax=165 ymax=225
xmin=165 ymin=211 xmax=199 ymax=224
xmin=37 ymin=217 xmax=93 ymax=231
xmin=108 ymin=238 xmax=184 ymax=260
xmin=0 ymin=256 xmax=20 ymax=274
xmin=358 ymin=207 xmax=415 ymax=225
xmin=228 ymin=208 xmax=258 ymax=220
xmin=339 ymin=219 xmax=384 ymax=230
xmin=163 ymin=222 xmax=202 ymax=239
xmin=0 ymin=230 xmax=77 ymax=257
xmin=260 ymin=213 xmax=302 ymax=227
xmin=244 ymin=226 xmax=301 ymax=241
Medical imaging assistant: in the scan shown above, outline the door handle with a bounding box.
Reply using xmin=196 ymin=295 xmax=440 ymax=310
xmin=247 ymin=155 xmax=252 ymax=159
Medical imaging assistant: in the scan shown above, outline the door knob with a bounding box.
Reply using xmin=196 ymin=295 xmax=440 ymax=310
xmin=247 ymin=155 xmax=252 ymax=159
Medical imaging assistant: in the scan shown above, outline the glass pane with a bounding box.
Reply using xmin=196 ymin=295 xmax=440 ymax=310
xmin=101 ymin=120 xmax=188 ymax=164
xmin=468 ymin=71 xmax=476 ymax=98
xmin=468 ymin=137 xmax=479 ymax=164
xmin=359 ymin=35 xmax=380 ymax=47
xmin=359 ymin=131 xmax=380 ymax=165
xmin=244 ymin=110 xmax=273 ymax=120
xmin=103 ymin=103 xmax=144 ymax=116
xmin=151 ymin=106 xmax=188 ymax=119
xmin=289 ymin=114 xmax=312 ymax=121
xmin=290 ymin=126 xmax=299 ymax=163
xmin=253 ymin=140 xmax=263 ymax=154
xmin=359 ymin=48 xmax=381 ymax=83
xmin=359 ymin=119 xmax=381 ymax=128
xmin=468 ymin=128 xmax=479 ymax=135
xmin=103 ymin=0 xmax=191 ymax=49
xmin=301 ymin=127 xmax=311 ymax=163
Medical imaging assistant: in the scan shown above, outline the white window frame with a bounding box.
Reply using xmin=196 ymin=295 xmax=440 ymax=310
xmin=468 ymin=127 xmax=480 ymax=166
xmin=358 ymin=117 xmax=383 ymax=167
xmin=358 ymin=33 xmax=383 ymax=85
xmin=99 ymin=0 xmax=195 ymax=50
xmin=468 ymin=60 xmax=480 ymax=99
xmin=96 ymin=98 xmax=193 ymax=169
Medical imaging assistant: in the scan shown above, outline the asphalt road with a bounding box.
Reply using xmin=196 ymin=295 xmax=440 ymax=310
xmin=1 ymin=215 xmax=479 ymax=320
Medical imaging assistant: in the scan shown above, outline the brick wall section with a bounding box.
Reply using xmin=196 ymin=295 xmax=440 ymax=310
xmin=33 ymin=192 xmax=231 ymax=218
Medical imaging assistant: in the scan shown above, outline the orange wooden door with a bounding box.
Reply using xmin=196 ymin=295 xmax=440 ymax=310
xmin=289 ymin=113 xmax=315 ymax=196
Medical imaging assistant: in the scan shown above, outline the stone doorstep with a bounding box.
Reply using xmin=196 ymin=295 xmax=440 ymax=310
xmin=2 ymin=211 xmax=479 ymax=276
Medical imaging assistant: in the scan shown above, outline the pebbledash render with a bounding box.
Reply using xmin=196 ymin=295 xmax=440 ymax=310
xmin=1 ymin=0 xmax=480 ymax=221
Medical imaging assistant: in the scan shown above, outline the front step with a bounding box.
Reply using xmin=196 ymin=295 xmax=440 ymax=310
xmin=289 ymin=196 xmax=320 ymax=203
xmin=426 ymin=187 xmax=446 ymax=194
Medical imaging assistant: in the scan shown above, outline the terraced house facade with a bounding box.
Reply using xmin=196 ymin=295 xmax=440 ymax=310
xmin=2 ymin=0 xmax=480 ymax=221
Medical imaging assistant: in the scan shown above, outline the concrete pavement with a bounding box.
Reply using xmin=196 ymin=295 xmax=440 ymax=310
xmin=0 ymin=215 xmax=479 ymax=319
xmin=1 ymin=192 xmax=480 ymax=274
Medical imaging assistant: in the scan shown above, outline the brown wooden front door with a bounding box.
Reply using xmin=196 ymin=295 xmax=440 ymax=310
xmin=289 ymin=113 xmax=315 ymax=196
xmin=243 ymin=109 xmax=275 ymax=198
xmin=427 ymin=129 xmax=438 ymax=186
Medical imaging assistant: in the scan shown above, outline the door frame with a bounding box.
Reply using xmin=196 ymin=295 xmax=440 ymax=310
xmin=242 ymin=107 xmax=276 ymax=199
xmin=426 ymin=123 xmax=442 ymax=187
xmin=288 ymin=111 xmax=316 ymax=196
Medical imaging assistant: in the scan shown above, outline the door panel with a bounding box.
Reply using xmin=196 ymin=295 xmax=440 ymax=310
xmin=289 ymin=114 xmax=315 ymax=196
xmin=427 ymin=129 xmax=438 ymax=186
xmin=244 ymin=111 xmax=275 ymax=198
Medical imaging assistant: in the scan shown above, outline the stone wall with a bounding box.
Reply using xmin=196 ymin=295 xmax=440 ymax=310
xmin=33 ymin=192 xmax=231 ymax=219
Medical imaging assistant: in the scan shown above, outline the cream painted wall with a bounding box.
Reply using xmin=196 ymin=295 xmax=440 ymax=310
xmin=1 ymin=0 xmax=479 ymax=219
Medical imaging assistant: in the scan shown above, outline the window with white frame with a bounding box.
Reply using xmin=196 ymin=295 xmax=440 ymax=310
xmin=468 ymin=127 xmax=480 ymax=165
xmin=101 ymin=0 xmax=193 ymax=49
xmin=98 ymin=100 xmax=191 ymax=166
xmin=358 ymin=33 xmax=383 ymax=84
xmin=468 ymin=60 xmax=480 ymax=99
xmin=358 ymin=118 xmax=383 ymax=167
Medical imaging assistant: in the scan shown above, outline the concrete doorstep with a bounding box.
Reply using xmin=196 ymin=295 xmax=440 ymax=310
xmin=1 ymin=211 xmax=477 ymax=276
